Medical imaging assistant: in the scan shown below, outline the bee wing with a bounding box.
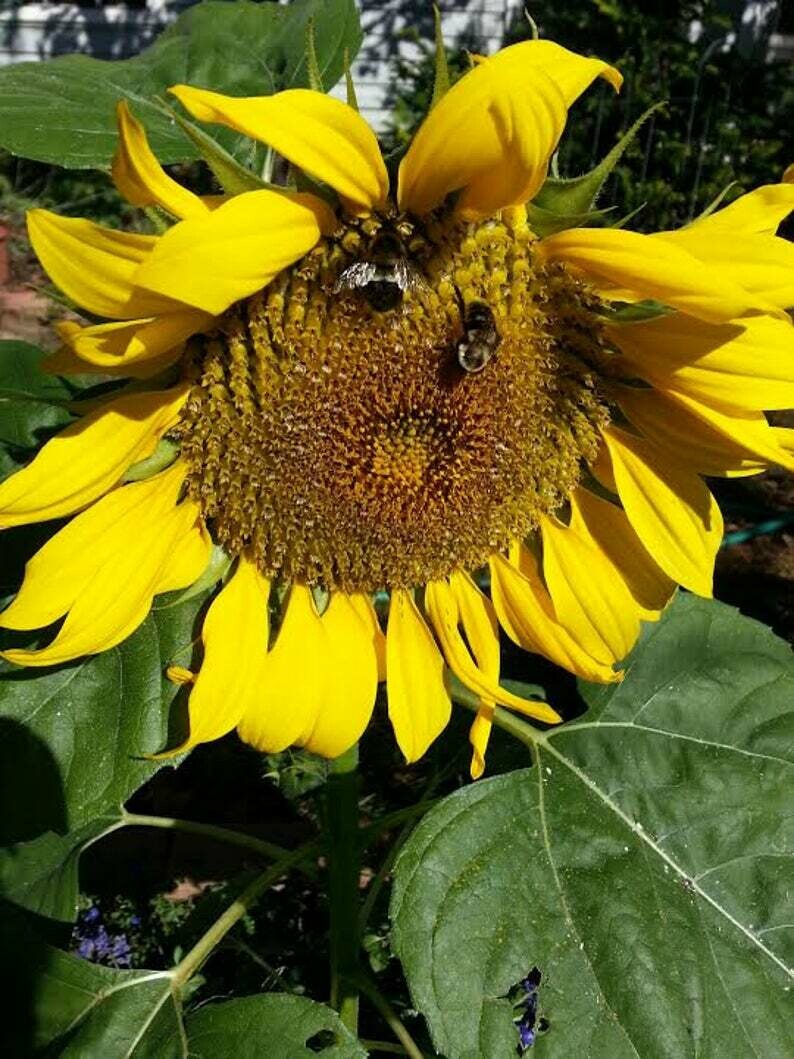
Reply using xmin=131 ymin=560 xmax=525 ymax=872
xmin=334 ymin=261 xmax=378 ymax=292
xmin=395 ymin=260 xmax=428 ymax=292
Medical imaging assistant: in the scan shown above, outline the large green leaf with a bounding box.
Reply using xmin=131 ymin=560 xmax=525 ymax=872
xmin=0 ymin=341 xmax=73 ymax=404
xmin=187 ymin=995 xmax=368 ymax=1057
xmin=0 ymin=592 xmax=210 ymax=844
xmin=391 ymin=595 xmax=794 ymax=1058
xmin=0 ymin=0 xmax=363 ymax=169
xmin=1 ymin=898 xmax=183 ymax=1056
xmin=0 ymin=816 xmax=120 ymax=924
xmin=0 ymin=340 xmax=73 ymax=462
xmin=37 ymin=951 xmax=181 ymax=1056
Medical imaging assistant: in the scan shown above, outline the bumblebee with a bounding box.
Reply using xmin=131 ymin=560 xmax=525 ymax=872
xmin=334 ymin=229 xmax=425 ymax=312
xmin=456 ymin=299 xmax=501 ymax=373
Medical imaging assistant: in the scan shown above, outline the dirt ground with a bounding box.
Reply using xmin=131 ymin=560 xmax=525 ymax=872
xmin=2 ymin=215 xmax=792 ymax=641
xmin=0 ymin=219 xmax=59 ymax=346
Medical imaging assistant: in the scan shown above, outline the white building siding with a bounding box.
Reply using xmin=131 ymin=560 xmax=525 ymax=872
xmin=0 ymin=1 xmax=522 ymax=131
xmin=0 ymin=1 xmax=790 ymax=132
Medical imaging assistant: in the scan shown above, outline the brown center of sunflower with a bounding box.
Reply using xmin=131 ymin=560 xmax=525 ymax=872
xmin=177 ymin=211 xmax=611 ymax=592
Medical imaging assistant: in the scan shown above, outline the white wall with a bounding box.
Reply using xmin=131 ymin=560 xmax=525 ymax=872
xmin=0 ymin=1 xmax=523 ymax=131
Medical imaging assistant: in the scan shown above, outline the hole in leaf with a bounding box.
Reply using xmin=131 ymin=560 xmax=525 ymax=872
xmin=511 ymin=965 xmax=543 ymax=1054
xmin=306 ymin=1029 xmax=338 ymax=1052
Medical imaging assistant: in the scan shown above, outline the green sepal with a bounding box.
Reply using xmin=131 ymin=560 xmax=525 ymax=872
xmin=598 ymin=299 xmax=675 ymax=323
xmin=533 ymin=101 xmax=666 ymax=222
xmin=123 ymin=438 xmax=179 ymax=482
xmin=690 ymin=179 xmax=739 ymax=224
xmin=344 ymin=48 xmax=359 ymax=111
xmin=525 ymin=200 xmax=613 ymax=238
xmin=430 ymin=4 xmax=451 ymax=109
xmin=155 ymin=543 xmax=231 ymax=610
xmin=305 ymin=16 xmax=324 ymax=93
xmin=292 ymin=167 xmax=338 ymax=208
xmin=142 ymin=204 xmax=172 ymax=232
xmin=610 ymin=200 xmax=647 ymax=229
xmin=160 ymin=100 xmax=273 ymax=197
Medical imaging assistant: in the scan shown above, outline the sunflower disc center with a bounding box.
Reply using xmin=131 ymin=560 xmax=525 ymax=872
xmin=178 ymin=214 xmax=610 ymax=591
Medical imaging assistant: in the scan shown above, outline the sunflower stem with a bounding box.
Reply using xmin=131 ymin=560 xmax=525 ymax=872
xmin=120 ymin=810 xmax=318 ymax=874
xmin=327 ymin=742 xmax=361 ymax=1033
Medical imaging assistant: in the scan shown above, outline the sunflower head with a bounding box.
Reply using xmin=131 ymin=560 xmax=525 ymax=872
xmin=3 ymin=35 xmax=794 ymax=778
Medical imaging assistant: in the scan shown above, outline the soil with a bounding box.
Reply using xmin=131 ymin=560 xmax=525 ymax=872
xmin=0 ymin=216 xmax=61 ymax=347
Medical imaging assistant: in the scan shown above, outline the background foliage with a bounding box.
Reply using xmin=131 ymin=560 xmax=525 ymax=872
xmin=389 ymin=0 xmax=794 ymax=230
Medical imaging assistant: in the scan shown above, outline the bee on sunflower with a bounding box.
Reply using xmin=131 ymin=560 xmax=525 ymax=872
xmin=1 ymin=39 xmax=793 ymax=778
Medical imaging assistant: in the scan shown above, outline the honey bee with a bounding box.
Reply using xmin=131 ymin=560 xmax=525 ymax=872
xmin=334 ymin=229 xmax=425 ymax=312
xmin=456 ymin=299 xmax=501 ymax=373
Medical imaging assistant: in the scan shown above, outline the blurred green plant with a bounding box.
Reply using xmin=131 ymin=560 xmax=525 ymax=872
xmin=387 ymin=0 xmax=794 ymax=230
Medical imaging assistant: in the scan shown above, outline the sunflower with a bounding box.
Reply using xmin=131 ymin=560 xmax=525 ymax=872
xmin=2 ymin=40 xmax=793 ymax=778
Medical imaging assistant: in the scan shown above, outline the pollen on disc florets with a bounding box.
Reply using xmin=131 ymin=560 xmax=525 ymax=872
xmin=177 ymin=210 xmax=611 ymax=592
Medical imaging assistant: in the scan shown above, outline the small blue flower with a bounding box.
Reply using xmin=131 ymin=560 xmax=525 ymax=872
xmin=517 ymin=1020 xmax=536 ymax=1050
xmin=110 ymin=934 xmax=132 ymax=968
xmin=72 ymin=905 xmax=134 ymax=969
xmin=77 ymin=938 xmax=95 ymax=960
xmin=514 ymin=966 xmax=542 ymax=1053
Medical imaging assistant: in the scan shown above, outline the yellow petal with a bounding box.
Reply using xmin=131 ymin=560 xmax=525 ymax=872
xmin=689 ymin=182 xmax=794 ymax=237
xmin=133 ymin=189 xmax=327 ymax=314
xmin=488 ymin=550 xmax=622 ymax=684
xmin=164 ymin=555 xmax=270 ymax=753
xmin=112 ymin=101 xmax=208 ymax=220
xmin=449 ymin=571 xmax=499 ymax=780
xmin=467 ymin=709 xmax=494 ymax=782
xmin=450 ymin=571 xmax=500 ymax=677
xmin=601 ymin=425 xmax=722 ymax=597
xmin=43 ymin=332 xmax=181 ymax=380
xmin=424 ymin=579 xmax=561 ymax=725
xmin=0 ymin=462 xmax=186 ymax=631
xmin=398 ymin=40 xmax=620 ymax=218
xmin=170 ymin=85 xmax=388 ymax=214
xmin=772 ymin=426 xmax=794 ymax=454
xmin=539 ymin=227 xmax=777 ymax=323
xmin=66 ymin=309 xmax=212 ymax=369
xmin=613 ymin=383 xmax=794 ymax=475
xmin=26 ymin=209 xmax=176 ymax=320
xmin=0 ymin=385 xmax=189 ymax=529
xmin=237 ymin=584 xmax=324 ymax=754
xmin=570 ymin=488 xmax=675 ymax=619
xmin=154 ymin=518 xmax=212 ymax=594
xmin=607 ymin=312 xmax=794 ymax=412
xmin=656 ymin=229 xmax=794 ymax=310
xmin=2 ymin=467 xmax=199 ymax=667
xmin=349 ymin=593 xmax=387 ymax=682
xmin=386 ymin=588 xmax=451 ymax=763
xmin=297 ymin=592 xmax=378 ymax=758
xmin=540 ymin=513 xmax=641 ymax=664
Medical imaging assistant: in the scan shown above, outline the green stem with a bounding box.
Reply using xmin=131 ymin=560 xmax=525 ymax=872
xmin=357 ymin=974 xmax=427 ymax=1059
xmin=359 ymin=1042 xmax=413 ymax=1055
xmin=121 ymin=810 xmax=315 ymax=871
xmin=327 ymin=744 xmax=361 ymax=1033
xmin=454 ymin=695 xmax=543 ymax=749
xmin=172 ymin=840 xmax=319 ymax=986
